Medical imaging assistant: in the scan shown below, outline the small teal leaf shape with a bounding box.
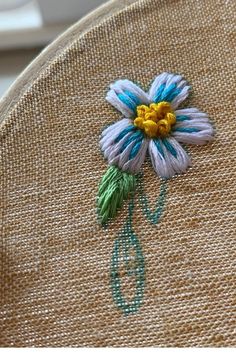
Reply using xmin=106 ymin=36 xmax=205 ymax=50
xmin=110 ymin=197 xmax=145 ymax=315
xmin=110 ymin=174 xmax=168 ymax=314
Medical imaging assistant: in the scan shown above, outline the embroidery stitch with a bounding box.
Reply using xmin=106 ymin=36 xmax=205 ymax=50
xmin=134 ymin=102 xmax=176 ymax=138
xmin=98 ymin=72 xmax=214 ymax=223
xmin=138 ymin=174 xmax=167 ymax=225
xmin=110 ymin=175 xmax=167 ymax=314
xmin=98 ymin=165 xmax=136 ymax=224
xmin=98 ymin=73 xmax=215 ymax=314
xmin=110 ymin=194 xmax=145 ymax=315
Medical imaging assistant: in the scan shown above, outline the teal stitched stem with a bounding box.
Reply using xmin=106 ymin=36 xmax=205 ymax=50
xmin=110 ymin=195 xmax=145 ymax=315
xmin=110 ymin=174 xmax=168 ymax=315
xmin=137 ymin=173 xmax=167 ymax=224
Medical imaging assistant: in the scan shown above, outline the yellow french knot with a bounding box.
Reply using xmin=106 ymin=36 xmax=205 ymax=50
xmin=134 ymin=101 xmax=176 ymax=138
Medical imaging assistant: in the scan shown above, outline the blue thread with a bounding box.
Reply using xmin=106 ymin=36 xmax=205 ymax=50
xmin=162 ymin=138 xmax=178 ymax=158
xmin=117 ymin=93 xmax=137 ymax=111
xmin=176 ymin=115 xmax=190 ymax=122
xmin=167 ymin=87 xmax=181 ymax=101
xmin=161 ymin=83 xmax=176 ymax=101
xmin=174 ymin=127 xmax=200 ymax=133
xmin=153 ymin=83 xmax=165 ymax=103
xmin=124 ymin=90 xmax=141 ymax=106
xmin=129 ymin=140 xmax=143 ymax=159
xmin=154 ymin=83 xmax=182 ymax=103
xmin=120 ymin=131 xmax=143 ymax=154
xmin=153 ymin=139 xmax=165 ymax=158
xmin=161 ymin=83 xmax=182 ymax=102
xmin=114 ymin=125 xmax=136 ymax=143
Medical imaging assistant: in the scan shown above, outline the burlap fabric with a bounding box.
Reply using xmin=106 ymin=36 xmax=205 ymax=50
xmin=1 ymin=0 xmax=235 ymax=347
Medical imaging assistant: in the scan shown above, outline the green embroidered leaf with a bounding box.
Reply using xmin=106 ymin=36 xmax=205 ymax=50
xmin=97 ymin=165 xmax=136 ymax=224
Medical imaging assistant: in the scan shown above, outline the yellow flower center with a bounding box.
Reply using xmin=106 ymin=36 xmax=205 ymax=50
xmin=133 ymin=101 xmax=176 ymax=138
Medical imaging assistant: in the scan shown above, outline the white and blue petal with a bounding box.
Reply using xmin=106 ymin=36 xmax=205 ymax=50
xmin=172 ymin=108 xmax=214 ymax=145
xmin=106 ymin=79 xmax=150 ymax=118
xmin=100 ymin=119 xmax=148 ymax=174
xmin=100 ymin=118 xmax=133 ymax=151
xmin=148 ymin=72 xmax=191 ymax=110
xmin=121 ymin=137 xmax=149 ymax=174
xmin=148 ymin=137 xmax=191 ymax=178
xmin=108 ymin=131 xmax=148 ymax=174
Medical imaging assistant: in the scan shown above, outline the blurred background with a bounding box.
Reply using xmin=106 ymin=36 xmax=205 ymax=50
xmin=0 ymin=0 xmax=106 ymax=98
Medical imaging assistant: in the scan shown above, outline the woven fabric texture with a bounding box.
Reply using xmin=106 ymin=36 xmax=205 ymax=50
xmin=1 ymin=0 xmax=236 ymax=347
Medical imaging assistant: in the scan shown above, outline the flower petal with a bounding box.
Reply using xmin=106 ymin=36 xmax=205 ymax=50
xmin=101 ymin=121 xmax=148 ymax=174
xmin=106 ymin=79 xmax=150 ymax=118
xmin=149 ymin=137 xmax=191 ymax=178
xmin=121 ymin=137 xmax=149 ymax=174
xmin=148 ymin=72 xmax=191 ymax=109
xmin=100 ymin=118 xmax=134 ymax=151
xmin=172 ymin=108 xmax=214 ymax=145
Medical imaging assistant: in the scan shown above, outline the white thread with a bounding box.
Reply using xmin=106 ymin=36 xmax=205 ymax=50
xmin=173 ymin=108 xmax=214 ymax=145
xmin=148 ymin=72 xmax=169 ymax=100
xmin=165 ymin=73 xmax=182 ymax=87
xmin=102 ymin=118 xmax=132 ymax=137
xmin=106 ymin=90 xmax=134 ymax=118
xmin=101 ymin=117 xmax=149 ymax=174
xmin=105 ymin=132 xmax=133 ymax=162
xmin=106 ymin=79 xmax=150 ymax=118
xmin=171 ymin=85 xmax=190 ymax=110
xmin=148 ymin=138 xmax=191 ymax=178
xmin=121 ymin=138 xmax=148 ymax=174
xmin=176 ymin=121 xmax=213 ymax=130
xmin=176 ymin=79 xmax=188 ymax=89
xmin=110 ymin=140 xmax=135 ymax=168
xmin=110 ymin=79 xmax=150 ymax=105
xmin=149 ymin=140 xmax=170 ymax=178
xmin=162 ymin=137 xmax=191 ymax=176
xmin=172 ymin=130 xmax=214 ymax=145
xmin=110 ymin=137 xmax=145 ymax=172
xmin=175 ymin=108 xmax=210 ymax=122
xmin=148 ymin=72 xmax=189 ymax=109
xmin=107 ymin=73 xmax=191 ymax=117
xmin=104 ymin=130 xmax=148 ymax=174
xmin=101 ymin=74 xmax=214 ymax=178
xmin=100 ymin=118 xmax=132 ymax=151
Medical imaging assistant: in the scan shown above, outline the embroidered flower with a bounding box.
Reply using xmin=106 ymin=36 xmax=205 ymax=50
xmin=100 ymin=72 xmax=214 ymax=178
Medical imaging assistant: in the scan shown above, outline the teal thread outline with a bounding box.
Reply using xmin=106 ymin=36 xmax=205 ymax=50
xmin=110 ymin=194 xmax=145 ymax=315
xmin=137 ymin=173 xmax=167 ymax=225
xmin=110 ymin=174 xmax=167 ymax=315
